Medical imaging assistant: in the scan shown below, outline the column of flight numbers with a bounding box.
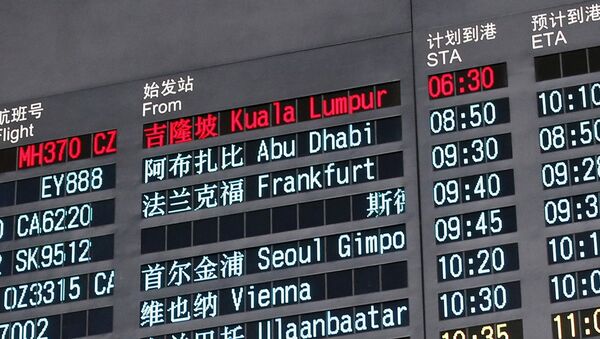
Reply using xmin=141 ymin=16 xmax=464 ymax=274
xmin=425 ymin=63 xmax=525 ymax=339
xmin=0 ymin=129 xmax=118 ymax=339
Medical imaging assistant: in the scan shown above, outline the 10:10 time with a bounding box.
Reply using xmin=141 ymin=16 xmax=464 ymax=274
xmin=538 ymin=82 xmax=600 ymax=116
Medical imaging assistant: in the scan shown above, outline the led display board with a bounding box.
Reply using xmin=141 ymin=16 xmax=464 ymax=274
xmin=1 ymin=1 xmax=599 ymax=338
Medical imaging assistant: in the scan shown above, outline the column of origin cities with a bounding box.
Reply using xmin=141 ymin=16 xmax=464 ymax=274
xmin=0 ymin=129 xmax=117 ymax=339
xmin=421 ymin=62 xmax=525 ymax=339
xmin=534 ymin=44 xmax=600 ymax=339
xmin=138 ymin=78 xmax=419 ymax=339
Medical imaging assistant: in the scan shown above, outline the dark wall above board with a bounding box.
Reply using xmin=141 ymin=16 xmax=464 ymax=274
xmin=0 ymin=0 xmax=411 ymax=104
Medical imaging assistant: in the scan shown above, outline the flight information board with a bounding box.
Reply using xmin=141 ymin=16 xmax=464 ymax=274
xmin=0 ymin=1 xmax=599 ymax=338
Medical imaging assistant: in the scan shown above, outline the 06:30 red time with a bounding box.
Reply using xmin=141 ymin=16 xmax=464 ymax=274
xmin=428 ymin=63 xmax=507 ymax=99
